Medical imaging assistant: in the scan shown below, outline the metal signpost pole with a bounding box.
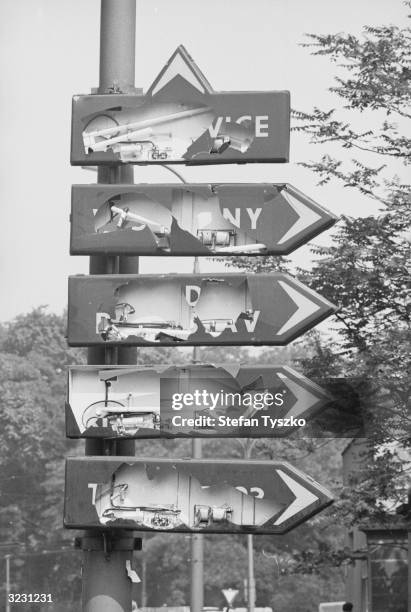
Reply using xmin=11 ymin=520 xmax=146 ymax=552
xmin=243 ymin=441 xmax=256 ymax=612
xmin=5 ymin=554 xmax=10 ymax=612
xmin=408 ymin=530 xmax=411 ymax=612
xmin=82 ymin=2 xmax=137 ymax=611
xmin=190 ymin=256 xmax=204 ymax=612
xmin=190 ymin=436 xmax=204 ymax=612
xmin=247 ymin=536 xmax=256 ymax=612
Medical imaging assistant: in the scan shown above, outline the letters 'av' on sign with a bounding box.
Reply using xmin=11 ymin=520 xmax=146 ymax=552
xmin=70 ymin=183 xmax=337 ymax=256
xmin=71 ymin=45 xmax=290 ymax=166
xmin=64 ymin=457 xmax=333 ymax=534
xmin=67 ymin=273 xmax=336 ymax=347
xmin=66 ymin=364 xmax=331 ymax=439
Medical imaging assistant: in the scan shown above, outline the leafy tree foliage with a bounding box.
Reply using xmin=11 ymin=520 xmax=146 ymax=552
xmin=0 ymin=308 xmax=85 ymax=607
xmin=292 ymin=4 xmax=411 ymax=528
xmin=220 ymin=3 xmax=411 ymax=531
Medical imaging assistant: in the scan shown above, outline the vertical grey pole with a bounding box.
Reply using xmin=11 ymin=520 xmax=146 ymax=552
xmin=82 ymin=2 xmax=137 ymax=611
xmin=99 ymin=0 xmax=136 ymax=94
xmin=247 ymin=535 xmax=256 ymax=612
xmin=190 ymin=438 xmax=204 ymax=612
xmin=244 ymin=442 xmax=255 ymax=612
xmin=408 ymin=530 xmax=411 ymax=612
xmin=190 ymin=257 xmax=204 ymax=612
xmin=5 ymin=555 xmax=10 ymax=612
xmin=141 ymin=552 xmax=147 ymax=608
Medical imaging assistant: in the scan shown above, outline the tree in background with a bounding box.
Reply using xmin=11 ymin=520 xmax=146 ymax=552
xmin=221 ymin=2 xmax=410 ymax=528
xmin=293 ymin=2 xmax=411 ymax=526
xmin=0 ymin=307 xmax=85 ymax=607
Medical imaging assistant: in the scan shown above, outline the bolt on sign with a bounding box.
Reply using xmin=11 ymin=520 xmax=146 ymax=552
xmin=70 ymin=183 xmax=337 ymax=257
xmin=71 ymin=45 xmax=290 ymax=166
xmin=67 ymin=273 xmax=336 ymax=347
xmin=64 ymin=458 xmax=333 ymax=534
xmin=66 ymin=364 xmax=332 ymax=439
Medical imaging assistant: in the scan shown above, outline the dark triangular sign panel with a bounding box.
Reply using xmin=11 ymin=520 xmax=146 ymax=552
xmin=147 ymin=45 xmax=214 ymax=96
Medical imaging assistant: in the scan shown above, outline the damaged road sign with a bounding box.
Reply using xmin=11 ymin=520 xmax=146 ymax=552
xmin=64 ymin=457 xmax=333 ymax=534
xmin=70 ymin=183 xmax=337 ymax=256
xmin=66 ymin=364 xmax=332 ymax=439
xmin=71 ymin=45 xmax=290 ymax=166
xmin=67 ymin=273 xmax=336 ymax=347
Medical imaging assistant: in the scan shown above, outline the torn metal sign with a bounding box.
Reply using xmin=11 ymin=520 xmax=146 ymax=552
xmin=67 ymin=273 xmax=336 ymax=347
xmin=66 ymin=364 xmax=331 ymax=439
xmin=70 ymin=183 xmax=337 ymax=256
xmin=64 ymin=457 xmax=333 ymax=534
xmin=71 ymin=45 xmax=290 ymax=166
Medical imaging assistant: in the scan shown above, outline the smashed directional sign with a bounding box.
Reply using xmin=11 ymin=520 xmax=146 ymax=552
xmin=70 ymin=183 xmax=337 ymax=256
xmin=64 ymin=458 xmax=333 ymax=534
xmin=67 ymin=273 xmax=336 ymax=347
xmin=66 ymin=364 xmax=331 ymax=439
xmin=71 ymin=45 xmax=290 ymax=165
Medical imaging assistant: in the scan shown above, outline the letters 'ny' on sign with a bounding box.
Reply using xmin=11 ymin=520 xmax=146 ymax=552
xmin=64 ymin=457 xmax=333 ymax=534
xmin=67 ymin=273 xmax=336 ymax=347
xmin=66 ymin=364 xmax=331 ymax=439
xmin=70 ymin=183 xmax=337 ymax=257
xmin=71 ymin=45 xmax=290 ymax=165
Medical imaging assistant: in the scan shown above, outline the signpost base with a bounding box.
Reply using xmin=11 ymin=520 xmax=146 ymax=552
xmin=79 ymin=534 xmax=142 ymax=612
xmin=82 ymin=549 xmax=133 ymax=612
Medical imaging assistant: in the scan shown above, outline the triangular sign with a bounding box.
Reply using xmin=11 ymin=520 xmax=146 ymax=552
xmin=147 ymin=45 xmax=214 ymax=97
xmin=222 ymin=589 xmax=239 ymax=606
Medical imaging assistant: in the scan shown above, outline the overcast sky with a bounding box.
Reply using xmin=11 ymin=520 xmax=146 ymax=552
xmin=0 ymin=0 xmax=408 ymax=321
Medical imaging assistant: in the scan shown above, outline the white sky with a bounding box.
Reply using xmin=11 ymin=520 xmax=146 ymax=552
xmin=0 ymin=0 xmax=408 ymax=321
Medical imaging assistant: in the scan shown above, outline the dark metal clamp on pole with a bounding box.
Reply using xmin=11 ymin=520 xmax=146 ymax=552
xmin=75 ymin=535 xmax=142 ymax=554
xmin=91 ymin=85 xmax=142 ymax=94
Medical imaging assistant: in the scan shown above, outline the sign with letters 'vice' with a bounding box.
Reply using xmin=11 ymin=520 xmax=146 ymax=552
xmin=71 ymin=45 xmax=290 ymax=165
xmin=70 ymin=183 xmax=337 ymax=257
xmin=67 ymin=273 xmax=336 ymax=347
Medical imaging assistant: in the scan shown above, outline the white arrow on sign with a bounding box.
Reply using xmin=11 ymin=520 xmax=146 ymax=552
xmin=277 ymin=281 xmax=321 ymax=335
xmin=222 ymin=589 xmax=239 ymax=606
xmin=278 ymin=190 xmax=321 ymax=245
xmin=277 ymin=371 xmax=325 ymax=418
xmin=273 ymin=469 xmax=318 ymax=526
